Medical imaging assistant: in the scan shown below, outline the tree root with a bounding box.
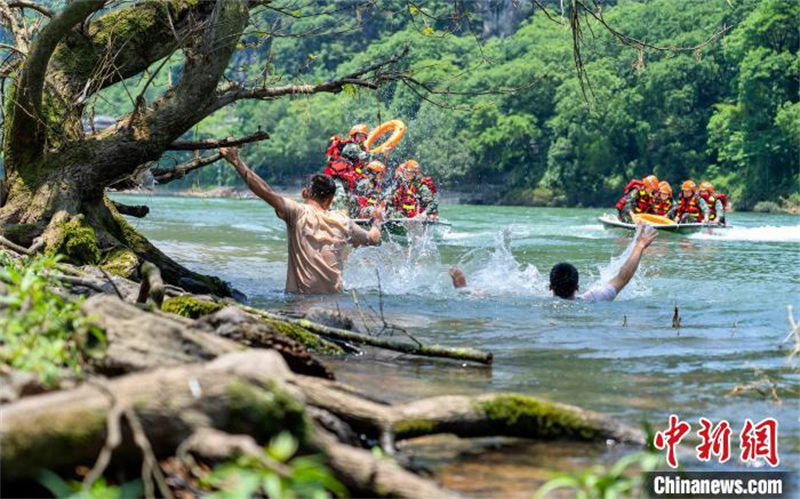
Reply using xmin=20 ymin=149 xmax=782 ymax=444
xmin=240 ymin=304 xmax=493 ymax=365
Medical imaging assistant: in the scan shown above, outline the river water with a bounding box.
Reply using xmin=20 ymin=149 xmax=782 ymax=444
xmin=115 ymin=194 xmax=799 ymax=494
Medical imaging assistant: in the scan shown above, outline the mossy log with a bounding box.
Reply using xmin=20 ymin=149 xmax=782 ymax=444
xmin=240 ymin=304 xmax=494 ymax=365
xmin=0 ymin=351 xmax=454 ymax=498
xmin=289 ymin=376 xmax=645 ymax=447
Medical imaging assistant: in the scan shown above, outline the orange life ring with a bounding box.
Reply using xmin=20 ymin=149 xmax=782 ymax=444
xmin=365 ymin=119 xmax=406 ymax=154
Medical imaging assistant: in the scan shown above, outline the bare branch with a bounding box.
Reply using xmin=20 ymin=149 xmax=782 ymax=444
xmin=111 ymin=201 xmax=150 ymax=218
xmin=7 ymin=1 xmax=52 ymax=17
xmin=215 ymin=48 xmax=408 ymax=108
xmin=167 ymin=131 xmax=269 ymax=151
xmin=151 ymin=153 xmax=223 ymax=185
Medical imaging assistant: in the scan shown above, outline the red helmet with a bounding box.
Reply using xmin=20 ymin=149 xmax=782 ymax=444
xmin=698 ymin=181 xmax=714 ymax=193
xmin=366 ymin=160 xmax=386 ymax=175
xmin=642 ymin=174 xmax=659 ymax=192
xmin=349 ymin=123 xmax=369 ymax=137
xmin=399 ymin=159 xmax=420 ymax=175
xmin=658 ymin=181 xmax=672 ymax=196
xmin=681 ymin=180 xmax=697 ymax=193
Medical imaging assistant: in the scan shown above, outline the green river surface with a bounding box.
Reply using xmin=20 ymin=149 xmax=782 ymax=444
xmin=115 ymin=193 xmax=799 ymax=496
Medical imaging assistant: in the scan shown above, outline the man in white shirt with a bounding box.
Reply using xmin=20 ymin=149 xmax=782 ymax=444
xmin=450 ymin=224 xmax=657 ymax=301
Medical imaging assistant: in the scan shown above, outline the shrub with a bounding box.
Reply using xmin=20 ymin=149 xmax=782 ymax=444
xmin=0 ymin=253 xmax=105 ymax=386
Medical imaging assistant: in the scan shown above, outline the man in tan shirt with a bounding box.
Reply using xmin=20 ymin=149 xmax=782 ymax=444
xmin=219 ymin=147 xmax=382 ymax=294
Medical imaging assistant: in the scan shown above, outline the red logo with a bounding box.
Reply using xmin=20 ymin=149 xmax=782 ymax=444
xmin=653 ymin=416 xmax=780 ymax=468
xmin=740 ymin=418 xmax=779 ymax=467
xmin=654 ymin=414 xmax=692 ymax=468
xmin=696 ymin=418 xmax=732 ymax=464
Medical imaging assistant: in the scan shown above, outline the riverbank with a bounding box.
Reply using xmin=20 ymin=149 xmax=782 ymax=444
xmin=114 ymin=186 xmax=800 ymax=214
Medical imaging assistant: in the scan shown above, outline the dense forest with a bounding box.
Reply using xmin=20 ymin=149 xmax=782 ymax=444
xmin=2 ymin=0 xmax=798 ymax=210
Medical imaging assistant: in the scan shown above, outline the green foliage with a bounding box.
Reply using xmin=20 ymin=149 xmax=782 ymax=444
xmin=201 ymin=431 xmax=348 ymax=499
xmin=0 ymin=253 xmax=105 ymax=386
xmin=30 ymin=0 xmax=796 ymax=208
xmin=533 ymin=451 xmax=659 ymax=499
xmin=38 ymin=469 xmax=142 ymax=499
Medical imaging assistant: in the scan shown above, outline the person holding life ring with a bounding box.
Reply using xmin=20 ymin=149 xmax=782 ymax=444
xmin=365 ymin=119 xmax=406 ymax=154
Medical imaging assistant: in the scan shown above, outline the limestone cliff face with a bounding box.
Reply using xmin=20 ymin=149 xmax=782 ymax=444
xmin=476 ymin=0 xmax=534 ymax=39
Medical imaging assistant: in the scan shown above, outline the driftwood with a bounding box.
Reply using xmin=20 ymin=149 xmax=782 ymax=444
xmin=240 ymin=305 xmax=494 ymax=365
xmin=111 ymin=200 xmax=150 ymax=218
xmin=0 ymin=351 xmax=456 ymax=498
xmin=2 ymin=351 xmax=642 ymax=489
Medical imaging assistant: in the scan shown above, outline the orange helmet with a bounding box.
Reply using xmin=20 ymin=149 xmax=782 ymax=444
xmin=642 ymin=174 xmax=659 ymax=192
xmin=658 ymin=181 xmax=672 ymax=196
xmin=366 ymin=160 xmax=386 ymax=175
xmin=681 ymin=180 xmax=697 ymax=193
xmin=349 ymin=123 xmax=369 ymax=137
xmin=698 ymin=181 xmax=714 ymax=193
xmin=399 ymin=159 xmax=420 ymax=175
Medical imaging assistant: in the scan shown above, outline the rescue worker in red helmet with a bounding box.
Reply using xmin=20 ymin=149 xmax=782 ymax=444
xmin=327 ymin=123 xmax=371 ymax=213
xmin=389 ymin=160 xmax=439 ymax=219
xmin=650 ymin=181 xmax=675 ymax=217
xmin=673 ymin=180 xmax=710 ymax=223
xmin=698 ymin=181 xmax=726 ymax=225
xmin=615 ymin=174 xmax=659 ymax=223
xmin=354 ymin=160 xmax=387 ymax=218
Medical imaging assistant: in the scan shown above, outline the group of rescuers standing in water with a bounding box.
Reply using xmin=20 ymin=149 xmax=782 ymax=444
xmin=216 ymin=121 xmax=662 ymax=301
xmin=615 ymin=174 xmax=728 ymax=225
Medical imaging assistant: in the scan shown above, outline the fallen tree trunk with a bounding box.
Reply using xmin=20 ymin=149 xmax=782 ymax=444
xmin=240 ymin=305 xmax=493 ymax=365
xmin=289 ymin=376 xmax=645 ymax=447
xmin=0 ymin=351 xmax=455 ymax=498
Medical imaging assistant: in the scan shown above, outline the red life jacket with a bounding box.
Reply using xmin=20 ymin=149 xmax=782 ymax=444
xmin=614 ymin=179 xmax=645 ymax=212
xmin=651 ymin=197 xmax=673 ymax=216
xmin=357 ymin=179 xmax=382 ymax=209
xmin=324 ymin=136 xmax=364 ymax=190
xmin=716 ymin=193 xmax=728 ymax=210
xmin=392 ymin=181 xmax=421 ymax=218
xmin=677 ymin=193 xmax=704 ymax=221
xmin=420 ymin=176 xmax=437 ymax=195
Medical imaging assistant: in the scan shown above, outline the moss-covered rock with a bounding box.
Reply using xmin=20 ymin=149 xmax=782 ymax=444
xmin=101 ymin=247 xmax=139 ymax=278
xmin=50 ymin=216 xmax=100 ymax=265
xmin=161 ymin=296 xmax=223 ymax=319
xmin=262 ymin=318 xmax=344 ymax=355
xmin=478 ymin=394 xmax=603 ymax=440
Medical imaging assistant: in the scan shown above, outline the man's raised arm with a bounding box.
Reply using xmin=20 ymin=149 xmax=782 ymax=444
xmin=608 ymin=224 xmax=658 ymax=293
xmin=219 ymin=147 xmax=286 ymax=216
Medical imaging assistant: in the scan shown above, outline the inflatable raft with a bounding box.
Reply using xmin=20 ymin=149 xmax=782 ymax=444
xmin=598 ymin=213 xmax=730 ymax=233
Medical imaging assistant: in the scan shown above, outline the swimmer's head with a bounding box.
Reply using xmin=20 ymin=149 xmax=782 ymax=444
xmin=549 ymin=262 xmax=579 ymax=299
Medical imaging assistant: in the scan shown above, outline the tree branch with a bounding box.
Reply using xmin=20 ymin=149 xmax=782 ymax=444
xmin=10 ymin=0 xmax=106 ymax=159
xmin=7 ymin=1 xmax=52 ymax=17
xmin=214 ymin=49 xmax=409 ymax=109
xmin=151 ymin=153 xmax=223 ymax=185
xmin=111 ymin=200 xmax=150 ymax=218
xmin=81 ymin=0 xmax=250 ymax=193
xmin=167 ymin=131 xmax=269 ymax=151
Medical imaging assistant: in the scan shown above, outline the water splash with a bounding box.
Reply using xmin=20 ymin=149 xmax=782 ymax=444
xmin=588 ymin=225 xmax=652 ymax=300
xmin=689 ymin=225 xmax=800 ymax=243
xmin=344 ymin=227 xmax=550 ymax=297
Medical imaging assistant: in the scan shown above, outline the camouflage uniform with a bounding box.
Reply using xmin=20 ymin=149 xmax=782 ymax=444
xmin=388 ymin=179 xmax=438 ymax=218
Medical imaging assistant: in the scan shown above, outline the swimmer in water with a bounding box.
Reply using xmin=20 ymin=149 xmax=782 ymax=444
xmin=450 ymin=223 xmax=658 ymax=302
